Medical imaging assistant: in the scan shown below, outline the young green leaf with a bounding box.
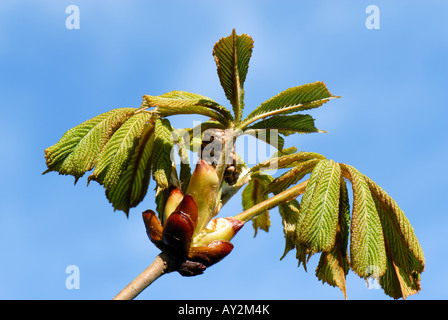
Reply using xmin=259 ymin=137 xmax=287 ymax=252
xmin=240 ymin=81 xmax=339 ymax=129
xmin=43 ymin=108 xmax=136 ymax=182
xmin=340 ymin=163 xmax=387 ymax=279
xmin=242 ymin=173 xmax=274 ymax=236
xmin=365 ymin=176 xmax=424 ymax=299
xmin=143 ymin=91 xmax=232 ymax=126
xmin=265 ymin=158 xmax=320 ymax=195
xmin=297 ymin=160 xmax=341 ymax=253
xmin=152 ymin=118 xmax=174 ymax=192
xmin=105 ymin=123 xmax=155 ymax=215
xmin=242 ymin=129 xmax=285 ymax=152
xmin=213 ymin=29 xmax=254 ymax=123
xmin=250 ymin=151 xmax=326 ymax=173
xmin=365 ymin=176 xmax=424 ymax=273
xmin=89 ymin=111 xmax=153 ymax=189
xmin=278 ymin=199 xmax=301 ymax=260
xmin=246 ymin=114 xmax=323 ymax=134
xmin=315 ymin=178 xmax=351 ymax=299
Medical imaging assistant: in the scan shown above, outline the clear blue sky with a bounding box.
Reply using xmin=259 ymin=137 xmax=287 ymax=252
xmin=0 ymin=0 xmax=447 ymax=300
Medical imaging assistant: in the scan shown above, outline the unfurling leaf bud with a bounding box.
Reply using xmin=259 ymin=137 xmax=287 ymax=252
xmin=186 ymin=159 xmax=220 ymax=235
xmin=192 ymin=217 xmax=244 ymax=247
xmin=188 ymin=240 xmax=234 ymax=267
xmin=164 ymin=187 xmax=184 ymax=221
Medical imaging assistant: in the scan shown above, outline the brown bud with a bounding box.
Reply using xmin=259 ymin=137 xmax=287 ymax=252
xmin=142 ymin=210 xmax=164 ymax=249
xmin=174 ymin=194 xmax=198 ymax=226
xmin=188 ymin=240 xmax=234 ymax=267
xmin=162 ymin=211 xmax=195 ymax=257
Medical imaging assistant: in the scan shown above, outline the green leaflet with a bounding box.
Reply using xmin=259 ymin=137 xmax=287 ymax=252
xmin=265 ymin=159 xmax=320 ymax=195
xmin=143 ymin=91 xmax=232 ymax=126
xmin=241 ymin=81 xmax=339 ymax=129
xmin=43 ymin=108 xmax=136 ymax=182
xmin=340 ymin=163 xmax=387 ymax=279
xmin=89 ymin=111 xmax=153 ymax=189
xmin=152 ymin=118 xmax=174 ymax=192
xmin=315 ymin=178 xmax=351 ymax=299
xmin=242 ymin=129 xmax=285 ymax=152
xmin=172 ymin=129 xmax=192 ymax=193
xmin=242 ymin=173 xmax=273 ymax=236
xmin=246 ymin=114 xmax=323 ymax=134
xmin=213 ymin=29 xmax=254 ymax=123
xmin=365 ymin=176 xmax=425 ymax=273
xmin=278 ymin=199 xmax=301 ymax=260
xmin=365 ymin=177 xmax=424 ymax=299
xmin=297 ymin=160 xmax=341 ymax=253
xmin=250 ymin=151 xmax=326 ymax=173
xmin=105 ymin=123 xmax=155 ymax=215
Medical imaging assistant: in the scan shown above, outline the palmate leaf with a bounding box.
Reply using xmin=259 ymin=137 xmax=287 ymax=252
xmin=240 ymin=81 xmax=339 ymax=129
xmin=105 ymin=123 xmax=155 ymax=215
xmin=242 ymin=173 xmax=274 ymax=236
xmin=143 ymin=91 xmax=232 ymax=126
xmin=43 ymin=108 xmax=137 ymax=182
xmin=269 ymin=155 xmax=422 ymax=299
xmin=213 ymin=29 xmax=254 ymax=123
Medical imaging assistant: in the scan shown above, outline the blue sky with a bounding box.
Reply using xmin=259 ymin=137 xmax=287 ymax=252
xmin=0 ymin=0 xmax=447 ymax=300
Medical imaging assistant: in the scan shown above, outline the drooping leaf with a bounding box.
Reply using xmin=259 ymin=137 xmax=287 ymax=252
xmin=365 ymin=176 xmax=424 ymax=273
xmin=297 ymin=160 xmax=341 ymax=253
xmin=315 ymin=178 xmax=351 ymax=299
xmin=241 ymin=81 xmax=339 ymax=129
xmin=242 ymin=173 xmax=274 ymax=236
xmin=152 ymin=118 xmax=174 ymax=192
xmin=89 ymin=111 xmax=153 ymax=189
xmin=105 ymin=123 xmax=155 ymax=215
xmin=340 ymin=163 xmax=387 ymax=279
xmin=43 ymin=108 xmax=137 ymax=182
xmin=213 ymin=29 xmax=254 ymax=123
xmin=278 ymin=198 xmax=301 ymax=260
xmin=379 ymin=253 xmax=422 ymax=300
xmin=365 ymin=176 xmax=424 ymax=299
xmin=143 ymin=91 xmax=232 ymax=126
xmin=246 ymin=114 xmax=323 ymax=135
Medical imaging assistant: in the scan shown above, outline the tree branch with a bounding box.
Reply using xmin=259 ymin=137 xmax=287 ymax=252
xmin=112 ymin=252 xmax=174 ymax=300
xmin=234 ymin=180 xmax=308 ymax=222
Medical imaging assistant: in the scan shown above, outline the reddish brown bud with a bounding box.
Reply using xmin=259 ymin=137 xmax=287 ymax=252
xmin=162 ymin=211 xmax=195 ymax=257
xmin=142 ymin=210 xmax=164 ymax=250
xmin=188 ymin=240 xmax=234 ymax=267
xmin=174 ymin=194 xmax=198 ymax=226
